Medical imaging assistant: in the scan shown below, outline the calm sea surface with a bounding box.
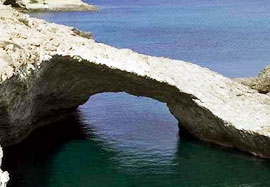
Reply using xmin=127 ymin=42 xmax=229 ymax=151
xmin=3 ymin=0 xmax=270 ymax=186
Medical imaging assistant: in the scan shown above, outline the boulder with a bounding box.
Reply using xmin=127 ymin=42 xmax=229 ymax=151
xmin=236 ymin=66 xmax=270 ymax=94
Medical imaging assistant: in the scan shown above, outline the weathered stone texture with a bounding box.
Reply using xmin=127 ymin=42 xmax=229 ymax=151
xmin=237 ymin=66 xmax=270 ymax=94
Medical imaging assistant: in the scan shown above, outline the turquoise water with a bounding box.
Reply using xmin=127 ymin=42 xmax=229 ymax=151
xmin=4 ymin=0 xmax=270 ymax=186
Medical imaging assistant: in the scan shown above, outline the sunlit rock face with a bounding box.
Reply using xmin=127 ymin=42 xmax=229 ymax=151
xmin=0 ymin=4 xmax=270 ymax=158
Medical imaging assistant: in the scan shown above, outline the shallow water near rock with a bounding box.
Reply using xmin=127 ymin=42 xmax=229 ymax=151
xmin=3 ymin=0 xmax=270 ymax=186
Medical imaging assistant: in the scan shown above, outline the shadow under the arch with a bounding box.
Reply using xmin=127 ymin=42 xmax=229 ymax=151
xmin=2 ymin=110 xmax=89 ymax=187
xmin=3 ymin=92 xmax=270 ymax=187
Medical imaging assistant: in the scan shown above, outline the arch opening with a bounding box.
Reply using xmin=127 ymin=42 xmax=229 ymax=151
xmin=1 ymin=56 xmax=270 ymax=158
xmin=3 ymin=91 xmax=270 ymax=187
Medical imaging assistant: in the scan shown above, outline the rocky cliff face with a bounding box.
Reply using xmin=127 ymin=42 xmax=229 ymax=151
xmin=0 ymin=4 xmax=270 ymax=162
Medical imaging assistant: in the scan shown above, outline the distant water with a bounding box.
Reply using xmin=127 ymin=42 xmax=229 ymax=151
xmin=4 ymin=1 xmax=270 ymax=187
xmin=31 ymin=0 xmax=270 ymax=77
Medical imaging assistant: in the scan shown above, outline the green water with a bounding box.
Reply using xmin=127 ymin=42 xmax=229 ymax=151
xmin=3 ymin=93 xmax=270 ymax=187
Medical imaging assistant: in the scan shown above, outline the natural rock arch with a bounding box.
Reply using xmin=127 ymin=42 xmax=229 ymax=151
xmin=1 ymin=5 xmax=270 ymax=158
xmin=1 ymin=55 xmax=270 ymax=158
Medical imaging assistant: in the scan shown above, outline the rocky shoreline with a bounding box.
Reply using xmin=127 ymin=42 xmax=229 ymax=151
xmin=2 ymin=0 xmax=98 ymax=12
xmin=0 ymin=3 xmax=270 ymax=186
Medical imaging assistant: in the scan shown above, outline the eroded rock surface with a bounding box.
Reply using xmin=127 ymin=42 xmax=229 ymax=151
xmin=236 ymin=66 xmax=270 ymax=95
xmin=0 ymin=4 xmax=270 ymax=161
